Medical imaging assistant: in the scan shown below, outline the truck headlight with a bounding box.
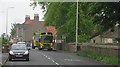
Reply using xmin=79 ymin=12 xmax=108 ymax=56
xmin=9 ymin=51 xmax=14 ymax=55
xmin=24 ymin=51 xmax=29 ymax=55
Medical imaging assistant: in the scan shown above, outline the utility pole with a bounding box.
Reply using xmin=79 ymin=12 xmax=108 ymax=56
xmin=75 ymin=0 xmax=78 ymax=52
xmin=6 ymin=7 xmax=14 ymax=35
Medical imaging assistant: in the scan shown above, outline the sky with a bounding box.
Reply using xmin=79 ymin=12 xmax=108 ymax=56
xmin=0 ymin=0 xmax=44 ymax=36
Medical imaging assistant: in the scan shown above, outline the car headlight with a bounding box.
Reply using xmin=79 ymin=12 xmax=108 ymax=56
xmin=24 ymin=51 xmax=29 ymax=55
xmin=9 ymin=51 xmax=14 ymax=55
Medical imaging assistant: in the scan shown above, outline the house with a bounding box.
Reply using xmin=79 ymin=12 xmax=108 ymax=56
xmin=16 ymin=14 xmax=56 ymax=42
xmin=90 ymin=24 xmax=120 ymax=44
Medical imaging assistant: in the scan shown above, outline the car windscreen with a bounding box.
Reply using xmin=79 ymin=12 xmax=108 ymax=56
xmin=11 ymin=45 xmax=27 ymax=50
xmin=17 ymin=42 xmax=25 ymax=44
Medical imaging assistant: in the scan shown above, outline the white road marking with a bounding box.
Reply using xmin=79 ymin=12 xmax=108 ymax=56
xmin=47 ymin=57 xmax=50 ymax=59
xmin=39 ymin=52 xmax=60 ymax=65
xmin=64 ymin=59 xmax=81 ymax=61
xmin=51 ymin=60 xmax=55 ymax=62
xmin=55 ymin=62 xmax=59 ymax=65
xmin=45 ymin=56 xmax=48 ymax=58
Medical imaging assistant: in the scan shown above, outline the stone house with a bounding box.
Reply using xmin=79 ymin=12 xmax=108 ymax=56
xmin=16 ymin=14 xmax=56 ymax=42
xmin=90 ymin=25 xmax=120 ymax=44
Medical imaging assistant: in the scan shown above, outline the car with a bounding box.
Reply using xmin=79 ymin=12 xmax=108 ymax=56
xmin=17 ymin=42 xmax=26 ymax=44
xmin=9 ymin=44 xmax=29 ymax=61
xmin=26 ymin=42 xmax=32 ymax=50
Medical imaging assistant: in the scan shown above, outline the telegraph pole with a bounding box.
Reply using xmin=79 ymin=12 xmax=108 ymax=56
xmin=75 ymin=0 xmax=78 ymax=52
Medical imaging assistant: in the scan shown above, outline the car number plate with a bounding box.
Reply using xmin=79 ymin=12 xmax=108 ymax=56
xmin=16 ymin=55 xmax=23 ymax=57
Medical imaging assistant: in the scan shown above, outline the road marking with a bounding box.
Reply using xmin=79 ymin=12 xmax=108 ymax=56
xmin=55 ymin=62 xmax=59 ymax=65
xmin=64 ymin=59 xmax=81 ymax=61
xmin=45 ymin=56 xmax=47 ymax=57
xmin=39 ymin=52 xmax=60 ymax=66
xmin=51 ymin=60 xmax=55 ymax=62
xmin=48 ymin=57 xmax=50 ymax=60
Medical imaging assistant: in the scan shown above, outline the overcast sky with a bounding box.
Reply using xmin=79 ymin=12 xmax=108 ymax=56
xmin=0 ymin=0 xmax=44 ymax=36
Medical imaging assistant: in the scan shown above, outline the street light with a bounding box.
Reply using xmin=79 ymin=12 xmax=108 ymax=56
xmin=6 ymin=7 xmax=14 ymax=35
xmin=75 ymin=0 xmax=78 ymax=52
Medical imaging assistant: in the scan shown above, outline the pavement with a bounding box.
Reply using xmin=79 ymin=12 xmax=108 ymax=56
xmin=0 ymin=47 xmax=9 ymax=66
xmin=2 ymin=53 xmax=8 ymax=65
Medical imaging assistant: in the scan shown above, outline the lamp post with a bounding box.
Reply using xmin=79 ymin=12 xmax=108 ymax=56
xmin=75 ymin=0 xmax=78 ymax=52
xmin=6 ymin=7 xmax=14 ymax=35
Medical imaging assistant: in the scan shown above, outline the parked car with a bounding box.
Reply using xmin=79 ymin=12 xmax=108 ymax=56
xmin=9 ymin=44 xmax=29 ymax=61
xmin=17 ymin=42 xmax=26 ymax=44
xmin=26 ymin=42 xmax=32 ymax=50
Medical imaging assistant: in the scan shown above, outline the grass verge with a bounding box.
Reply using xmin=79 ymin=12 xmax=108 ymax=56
xmin=77 ymin=50 xmax=119 ymax=66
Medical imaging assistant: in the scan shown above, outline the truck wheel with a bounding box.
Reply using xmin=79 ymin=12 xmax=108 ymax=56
xmin=48 ymin=48 xmax=52 ymax=51
xmin=39 ymin=48 xmax=42 ymax=50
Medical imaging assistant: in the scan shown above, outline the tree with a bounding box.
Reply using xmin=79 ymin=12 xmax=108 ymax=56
xmin=1 ymin=33 xmax=9 ymax=45
xmin=91 ymin=2 xmax=119 ymax=32
xmin=10 ymin=23 xmax=17 ymax=37
xmin=78 ymin=3 xmax=96 ymax=42
xmin=30 ymin=1 xmax=119 ymax=43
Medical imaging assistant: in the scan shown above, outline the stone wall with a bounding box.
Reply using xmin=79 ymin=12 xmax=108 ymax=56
xmin=56 ymin=43 xmax=119 ymax=56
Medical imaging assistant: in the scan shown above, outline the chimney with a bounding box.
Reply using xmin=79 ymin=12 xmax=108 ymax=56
xmin=34 ymin=14 xmax=39 ymax=22
xmin=25 ymin=15 xmax=30 ymax=21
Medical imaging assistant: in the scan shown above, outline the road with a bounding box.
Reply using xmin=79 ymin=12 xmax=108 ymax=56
xmin=5 ymin=49 xmax=111 ymax=67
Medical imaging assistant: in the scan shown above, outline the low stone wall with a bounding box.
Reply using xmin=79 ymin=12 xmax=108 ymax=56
xmin=81 ymin=44 xmax=119 ymax=56
xmin=2 ymin=45 xmax=9 ymax=53
xmin=57 ymin=43 xmax=119 ymax=56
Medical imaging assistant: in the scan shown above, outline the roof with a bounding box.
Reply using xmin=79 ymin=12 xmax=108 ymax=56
xmin=23 ymin=20 xmax=57 ymax=36
xmin=23 ymin=20 xmax=44 ymax=26
xmin=90 ymin=32 xmax=101 ymax=39
xmin=39 ymin=21 xmax=44 ymax=26
xmin=23 ymin=20 xmax=34 ymax=24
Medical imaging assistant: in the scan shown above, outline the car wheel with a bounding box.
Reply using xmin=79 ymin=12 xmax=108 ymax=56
xmin=9 ymin=58 xmax=12 ymax=61
xmin=26 ymin=58 xmax=29 ymax=61
xmin=32 ymin=46 xmax=35 ymax=49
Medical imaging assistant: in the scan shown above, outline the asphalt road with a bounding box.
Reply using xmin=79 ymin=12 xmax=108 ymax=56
xmin=5 ymin=49 xmax=113 ymax=67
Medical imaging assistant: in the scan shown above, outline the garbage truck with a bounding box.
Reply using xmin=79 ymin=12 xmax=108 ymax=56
xmin=32 ymin=32 xmax=40 ymax=49
xmin=38 ymin=32 xmax=53 ymax=50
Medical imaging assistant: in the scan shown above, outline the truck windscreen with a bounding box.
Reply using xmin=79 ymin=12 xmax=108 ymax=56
xmin=41 ymin=36 xmax=53 ymax=43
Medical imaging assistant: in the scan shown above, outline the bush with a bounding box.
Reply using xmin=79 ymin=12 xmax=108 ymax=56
xmin=2 ymin=38 xmax=9 ymax=45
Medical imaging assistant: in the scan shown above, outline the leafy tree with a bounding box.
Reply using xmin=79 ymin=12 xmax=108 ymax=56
xmin=30 ymin=1 xmax=119 ymax=43
xmin=77 ymin=3 xmax=96 ymax=42
xmin=91 ymin=2 xmax=119 ymax=32
xmin=0 ymin=37 xmax=2 ymax=45
xmin=10 ymin=23 xmax=17 ymax=37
